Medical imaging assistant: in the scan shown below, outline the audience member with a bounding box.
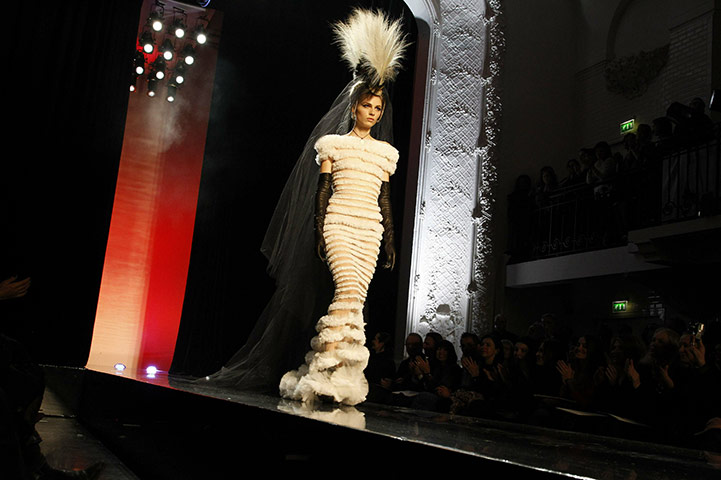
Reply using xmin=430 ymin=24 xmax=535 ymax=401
xmin=365 ymin=332 xmax=396 ymax=403
xmin=559 ymin=158 xmax=585 ymax=187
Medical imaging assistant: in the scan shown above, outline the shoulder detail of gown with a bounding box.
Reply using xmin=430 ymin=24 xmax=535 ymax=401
xmin=314 ymin=134 xmax=399 ymax=176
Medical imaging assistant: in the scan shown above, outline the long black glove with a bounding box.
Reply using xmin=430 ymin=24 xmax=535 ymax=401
xmin=315 ymin=172 xmax=332 ymax=261
xmin=378 ymin=181 xmax=396 ymax=270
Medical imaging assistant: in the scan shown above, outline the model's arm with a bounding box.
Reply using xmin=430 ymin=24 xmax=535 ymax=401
xmin=315 ymin=159 xmax=333 ymax=261
xmin=378 ymin=179 xmax=395 ymax=270
xmin=320 ymin=159 xmax=332 ymax=174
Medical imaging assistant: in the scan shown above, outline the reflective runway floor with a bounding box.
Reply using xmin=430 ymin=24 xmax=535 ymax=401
xmin=42 ymin=364 xmax=716 ymax=479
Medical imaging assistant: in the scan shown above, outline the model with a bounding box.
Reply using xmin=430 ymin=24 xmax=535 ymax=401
xmin=279 ymin=9 xmax=408 ymax=405
xmin=204 ymin=9 xmax=407 ymax=406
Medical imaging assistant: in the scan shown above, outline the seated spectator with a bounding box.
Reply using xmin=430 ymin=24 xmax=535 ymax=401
xmin=423 ymin=332 xmax=443 ymax=372
xmin=492 ymin=313 xmax=518 ymax=344
xmin=365 ymin=331 xmax=396 ymax=403
xmin=393 ymin=333 xmax=426 ymax=393
xmin=500 ymin=337 xmax=537 ymax=419
xmin=501 ymin=339 xmax=514 ymax=366
xmin=531 ymin=338 xmax=565 ymax=397
xmin=622 ymin=328 xmax=680 ymax=431
xmin=556 ymin=335 xmax=605 ymax=408
xmin=669 ymin=334 xmax=721 ymax=450
xmin=411 ymin=339 xmax=462 ymax=412
xmin=450 ymin=334 xmax=507 ymax=418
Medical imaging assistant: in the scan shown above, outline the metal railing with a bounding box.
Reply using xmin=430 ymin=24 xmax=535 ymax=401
xmin=510 ymin=124 xmax=720 ymax=262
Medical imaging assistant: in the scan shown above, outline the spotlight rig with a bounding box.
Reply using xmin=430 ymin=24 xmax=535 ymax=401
xmin=130 ymin=2 xmax=210 ymax=104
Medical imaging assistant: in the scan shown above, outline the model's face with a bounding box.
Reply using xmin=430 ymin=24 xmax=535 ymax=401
xmin=353 ymin=95 xmax=383 ymax=130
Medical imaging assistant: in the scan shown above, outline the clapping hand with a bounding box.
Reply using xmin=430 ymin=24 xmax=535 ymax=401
xmin=461 ymin=356 xmax=480 ymax=378
xmin=556 ymin=360 xmax=574 ymax=382
xmin=0 ymin=276 xmax=31 ymax=300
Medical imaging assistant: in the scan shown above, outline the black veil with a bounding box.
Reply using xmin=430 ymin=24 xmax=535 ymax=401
xmin=203 ymin=79 xmax=395 ymax=392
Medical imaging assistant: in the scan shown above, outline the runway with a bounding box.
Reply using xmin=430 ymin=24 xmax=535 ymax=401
xmin=39 ymin=364 xmax=720 ymax=478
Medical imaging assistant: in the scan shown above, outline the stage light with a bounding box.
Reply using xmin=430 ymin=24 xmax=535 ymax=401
xmin=194 ymin=24 xmax=208 ymax=45
xmin=146 ymin=366 xmax=158 ymax=375
xmin=114 ymin=363 xmax=127 ymax=371
xmin=140 ymin=31 xmax=154 ymax=54
xmin=148 ymin=10 xmax=163 ymax=32
xmin=134 ymin=52 xmax=146 ymax=75
xmin=167 ymin=84 xmax=177 ymax=103
xmin=147 ymin=78 xmax=158 ymax=97
xmin=181 ymin=45 xmax=195 ymax=65
xmin=172 ymin=62 xmax=186 ymax=84
xmin=152 ymin=57 xmax=166 ymax=80
xmin=161 ymin=39 xmax=174 ymax=61
xmin=129 ymin=76 xmax=137 ymax=92
xmin=172 ymin=18 xmax=186 ymax=39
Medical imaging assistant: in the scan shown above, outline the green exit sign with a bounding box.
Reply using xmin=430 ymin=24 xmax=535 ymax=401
xmin=620 ymin=119 xmax=635 ymax=135
xmin=612 ymin=300 xmax=628 ymax=312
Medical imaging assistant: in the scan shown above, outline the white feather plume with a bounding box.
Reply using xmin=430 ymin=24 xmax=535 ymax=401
xmin=333 ymin=8 xmax=409 ymax=90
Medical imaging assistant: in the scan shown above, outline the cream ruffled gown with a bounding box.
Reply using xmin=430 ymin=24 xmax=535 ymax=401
xmin=279 ymin=134 xmax=398 ymax=405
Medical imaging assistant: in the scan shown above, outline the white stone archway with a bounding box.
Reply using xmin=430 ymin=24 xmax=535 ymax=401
xmin=399 ymin=0 xmax=504 ymax=349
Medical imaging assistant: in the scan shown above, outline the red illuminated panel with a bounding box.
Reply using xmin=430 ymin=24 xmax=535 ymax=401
xmin=88 ymin=1 xmax=222 ymax=373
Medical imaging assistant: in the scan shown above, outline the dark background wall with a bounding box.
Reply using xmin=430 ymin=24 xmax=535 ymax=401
xmin=1 ymin=0 xmax=417 ymax=370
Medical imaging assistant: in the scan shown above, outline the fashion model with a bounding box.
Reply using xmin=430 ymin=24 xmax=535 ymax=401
xmin=279 ymin=9 xmax=408 ymax=405
xmin=205 ymin=9 xmax=407 ymax=406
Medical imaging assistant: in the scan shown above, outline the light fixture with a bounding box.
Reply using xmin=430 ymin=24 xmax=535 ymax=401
xmin=181 ymin=45 xmax=195 ymax=65
xmin=172 ymin=62 xmax=186 ymax=84
xmin=194 ymin=24 xmax=208 ymax=45
xmin=140 ymin=31 xmax=154 ymax=54
xmin=167 ymin=84 xmax=177 ymax=103
xmin=148 ymin=10 xmax=164 ymax=32
xmin=151 ymin=57 xmax=166 ymax=80
xmin=172 ymin=17 xmax=186 ymax=39
xmin=161 ymin=39 xmax=174 ymax=61
xmin=134 ymin=52 xmax=146 ymax=75
xmin=146 ymin=366 xmax=158 ymax=375
xmin=147 ymin=78 xmax=158 ymax=97
xmin=129 ymin=75 xmax=137 ymax=92
xmin=114 ymin=363 xmax=127 ymax=371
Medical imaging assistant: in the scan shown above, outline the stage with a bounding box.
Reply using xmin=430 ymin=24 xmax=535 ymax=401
xmin=40 ymin=365 xmax=719 ymax=478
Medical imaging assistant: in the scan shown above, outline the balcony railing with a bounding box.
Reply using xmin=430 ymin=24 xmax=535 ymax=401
xmin=508 ymin=124 xmax=720 ymax=262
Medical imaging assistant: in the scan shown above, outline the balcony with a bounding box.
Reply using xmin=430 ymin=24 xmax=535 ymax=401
xmin=506 ymin=125 xmax=720 ymax=287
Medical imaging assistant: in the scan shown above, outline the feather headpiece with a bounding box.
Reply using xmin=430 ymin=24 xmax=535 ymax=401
xmin=333 ymin=8 xmax=409 ymax=93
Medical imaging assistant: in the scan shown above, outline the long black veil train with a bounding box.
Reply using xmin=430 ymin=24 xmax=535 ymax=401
xmin=204 ymin=79 xmax=396 ymax=392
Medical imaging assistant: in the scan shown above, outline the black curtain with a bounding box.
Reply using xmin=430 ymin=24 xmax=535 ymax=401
xmin=2 ymin=1 xmax=141 ymax=365
xmin=171 ymin=0 xmax=417 ymax=376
